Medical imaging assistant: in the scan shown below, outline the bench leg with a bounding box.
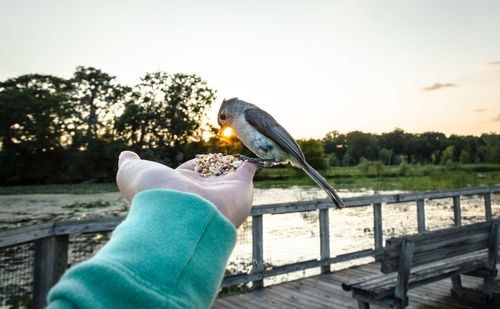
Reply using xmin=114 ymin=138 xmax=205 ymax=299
xmin=483 ymin=274 xmax=494 ymax=301
xmin=357 ymin=300 xmax=370 ymax=309
xmin=451 ymin=275 xmax=462 ymax=292
xmin=450 ymin=273 xmax=492 ymax=304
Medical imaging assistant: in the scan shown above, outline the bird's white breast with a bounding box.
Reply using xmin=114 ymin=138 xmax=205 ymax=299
xmin=232 ymin=114 xmax=290 ymax=162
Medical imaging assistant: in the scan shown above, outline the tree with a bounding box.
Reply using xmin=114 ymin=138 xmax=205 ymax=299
xmin=440 ymin=145 xmax=455 ymax=164
xmin=0 ymin=75 xmax=73 ymax=184
xmin=343 ymin=131 xmax=380 ymax=165
xmin=327 ymin=153 xmax=340 ymax=167
xmin=380 ymin=128 xmax=407 ymax=159
xmin=322 ymin=130 xmax=347 ymax=165
xmin=378 ymin=148 xmax=393 ymax=165
xmin=297 ymin=139 xmax=328 ymax=170
xmin=481 ymin=134 xmax=500 ymax=163
xmin=415 ymin=132 xmax=447 ymax=163
xmin=71 ymin=66 xmax=129 ymax=143
xmin=115 ymin=71 xmax=216 ymax=165
xmin=459 ymin=149 xmax=471 ymax=164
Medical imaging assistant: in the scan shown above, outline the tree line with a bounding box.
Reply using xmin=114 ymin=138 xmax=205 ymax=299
xmin=317 ymin=129 xmax=500 ymax=169
xmin=0 ymin=67 xmax=499 ymax=185
xmin=0 ymin=67 xmax=217 ymax=185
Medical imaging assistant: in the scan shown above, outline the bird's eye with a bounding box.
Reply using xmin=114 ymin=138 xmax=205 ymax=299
xmin=220 ymin=114 xmax=226 ymax=120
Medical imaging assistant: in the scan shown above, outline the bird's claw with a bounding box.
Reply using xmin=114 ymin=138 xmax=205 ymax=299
xmin=234 ymin=155 xmax=275 ymax=165
xmin=234 ymin=154 xmax=259 ymax=164
xmin=234 ymin=154 xmax=278 ymax=173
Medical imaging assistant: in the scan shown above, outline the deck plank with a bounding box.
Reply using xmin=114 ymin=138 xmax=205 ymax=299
xmin=214 ymin=262 xmax=500 ymax=308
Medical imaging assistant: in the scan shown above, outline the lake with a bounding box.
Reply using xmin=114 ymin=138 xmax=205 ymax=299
xmin=0 ymin=186 xmax=499 ymax=304
xmin=0 ymin=186 xmax=404 ymax=230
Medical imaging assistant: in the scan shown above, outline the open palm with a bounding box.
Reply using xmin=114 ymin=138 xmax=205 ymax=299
xmin=116 ymin=151 xmax=257 ymax=227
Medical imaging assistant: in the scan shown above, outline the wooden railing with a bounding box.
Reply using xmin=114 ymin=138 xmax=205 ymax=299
xmin=0 ymin=186 xmax=499 ymax=308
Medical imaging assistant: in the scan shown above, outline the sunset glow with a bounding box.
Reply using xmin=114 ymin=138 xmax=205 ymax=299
xmin=222 ymin=127 xmax=234 ymax=138
xmin=1 ymin=1 xmax=499 ymax=137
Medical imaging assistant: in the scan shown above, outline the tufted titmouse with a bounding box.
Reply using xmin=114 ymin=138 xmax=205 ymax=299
xmin=218 ymin=98 xmax=344 ymax=208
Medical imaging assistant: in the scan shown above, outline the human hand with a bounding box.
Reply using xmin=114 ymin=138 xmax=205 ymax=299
xmin=116 ymin=151 xmax=258 ymax=228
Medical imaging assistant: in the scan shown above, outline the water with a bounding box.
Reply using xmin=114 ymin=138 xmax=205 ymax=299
xmin=227 ymin=187 xmax=500 ymax=287
xmin=0 ymin=187 xmax=403 ymax=230
xmin=0 ymin=186 xmax=499 ymax=305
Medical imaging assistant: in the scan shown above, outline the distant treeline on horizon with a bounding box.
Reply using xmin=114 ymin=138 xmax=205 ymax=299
xmin=1 ymin=66 xmax=499 ymax=185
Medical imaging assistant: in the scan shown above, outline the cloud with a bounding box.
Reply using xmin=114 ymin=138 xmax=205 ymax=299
xmin=481 ymin=62 xmax=500 ymax=74
xmin=421 ymin=82 xmax=457 ymax=92
xmin=473 ymin=108 xmax=486 ymax=112
xmin=481 ymin=69 xmax=500 ymax=75
xmin=493 ymin=114 xmax=500 ymax=122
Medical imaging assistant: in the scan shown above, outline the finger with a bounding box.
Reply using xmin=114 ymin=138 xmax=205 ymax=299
xmin=118 ymin=151 xmax=140 ymax=168
xmin=234 ymin=162 xmax=258 ymax=181
xmin=176 ymin=159 xmax=197 ymax=171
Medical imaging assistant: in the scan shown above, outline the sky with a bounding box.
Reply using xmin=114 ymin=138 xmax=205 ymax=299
xmin=1 ymin=0 xmax=499 ymax=138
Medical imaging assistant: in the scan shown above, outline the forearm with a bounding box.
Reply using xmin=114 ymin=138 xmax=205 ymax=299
xmin=47 ymin=189 xmax=236 ymax=308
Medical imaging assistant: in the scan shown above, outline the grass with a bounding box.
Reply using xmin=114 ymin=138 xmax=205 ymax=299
xmin=0 ymin=183 xmax=118 ymax=195
xmin=253 ymin=163 xmax=500 ymax=191
xmin=0 ymin=164 xmax=499 ymax=195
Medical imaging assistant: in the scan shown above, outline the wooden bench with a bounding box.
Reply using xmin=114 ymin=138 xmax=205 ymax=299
xmin=342 ymin=221 xmax=499 ymax=309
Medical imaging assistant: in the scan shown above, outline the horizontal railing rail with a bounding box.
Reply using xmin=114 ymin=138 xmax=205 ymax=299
xmin=2 ymin=186 xmax=498 ymax=248
xmin=0 ymin=185 xmax=499 ymax=308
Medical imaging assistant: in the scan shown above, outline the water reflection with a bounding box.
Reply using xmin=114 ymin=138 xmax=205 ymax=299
xmin=0 ymin=187 xmax=498 ymax=293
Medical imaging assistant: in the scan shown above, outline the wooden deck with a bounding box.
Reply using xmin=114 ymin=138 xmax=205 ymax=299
xmin=213 ymin=262 xmax=500 ymax=308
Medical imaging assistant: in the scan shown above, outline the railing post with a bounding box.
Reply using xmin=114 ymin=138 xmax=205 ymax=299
xmin=33 ymin=234 xmax=68 ymax=309
xmin=453 ymin=195 xmax=462 ymax=227
xmin=416 ymin=199 xmax=426 ymax=233
xmin=484 ymin=193 xmax=492 ymax=221
xmin=252 ymin=215 xmax=264 ymax=289
xmin=373 ymin=203 xmax=383 ymax=250
xmin=319 ymin=208 xmax=331 ymax=274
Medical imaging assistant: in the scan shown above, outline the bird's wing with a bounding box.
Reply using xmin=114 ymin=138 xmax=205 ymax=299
xmin=244 ymin=107 xmax=305 ymax=162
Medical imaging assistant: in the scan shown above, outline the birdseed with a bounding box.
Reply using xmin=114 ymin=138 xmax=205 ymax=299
xmin=193 ymin=153 xmax=243 ymax=177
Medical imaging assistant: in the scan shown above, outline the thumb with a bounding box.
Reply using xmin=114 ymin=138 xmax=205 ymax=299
xmin=116 ymin=151 xmax=141 ymax=202
xmin=237 ymin=162 xmax=258 ymax=181
xmin=118 ymin=151 xmax=141 ymax=168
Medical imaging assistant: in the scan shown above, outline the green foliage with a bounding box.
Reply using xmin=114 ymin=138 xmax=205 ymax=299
xmin=0 ymin=75 xmax=74 ymax=184
xmin=322 ymin=130 xmax=346 ymax=157
xmin=481 ymin=134 xmax=500 ymax=163
xmin=71 ymin=66 xmax=129 ymax=142
xmin=343 ymin=131 xmax=379 ymax=165
xmin=357 ymin=158 xmax=385 ymax=176
xmin=327 ymin=153 xmax=340 ymax=167
xmin=398 ymin=159 xmax=409 ymax=176
xmin=357 ymin=157 xmax=370 ymax=174
xmin=0 ymin=68 xmax=216 ymax=185
xmin=1 ymin=68 xmax=500 ymax=186
xmin=459 ymin=149 xmax=471 ymax=164
xmin=378 ymin=148 xmax=393 ymax=165
xmin=115 ymin=72 xmax=216 ymax=165
xmin=0 ymin=183 xmax=118 ymax=194
xmin=1 ymin=164 xmax=498 ymax=194
xmin=440 ymin=145 xmax=455 ymax=164
xmin=297 ymin=138 xmax=328 ymax=170
xmin=322 ymin=128 xmax=499 ymax=168
xmin=373 ymin=161 xmax=385 ymax=176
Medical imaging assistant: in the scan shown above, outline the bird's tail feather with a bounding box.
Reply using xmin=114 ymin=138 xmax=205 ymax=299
xmin=302 ymin=162 xmax=345 ymax=209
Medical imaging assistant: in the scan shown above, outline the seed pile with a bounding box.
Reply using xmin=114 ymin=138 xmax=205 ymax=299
xmin=193 ymin=153 xmax=243 ymax=177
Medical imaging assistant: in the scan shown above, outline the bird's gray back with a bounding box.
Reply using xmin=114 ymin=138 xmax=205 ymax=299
xmin=244 ymin=107 xmax=305 ymax=164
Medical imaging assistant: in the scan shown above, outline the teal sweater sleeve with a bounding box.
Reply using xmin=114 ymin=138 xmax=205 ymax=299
xmin=46 ymin=189 xmax=237 ymax=309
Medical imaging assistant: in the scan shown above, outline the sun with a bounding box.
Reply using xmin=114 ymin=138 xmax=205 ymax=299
xmin=222 ymin=127 xmax=234 ymax=138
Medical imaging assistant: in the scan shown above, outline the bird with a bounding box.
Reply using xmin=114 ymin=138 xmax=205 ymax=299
xmin=217 ymin=98 xmax=344 ymax=208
